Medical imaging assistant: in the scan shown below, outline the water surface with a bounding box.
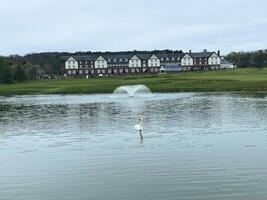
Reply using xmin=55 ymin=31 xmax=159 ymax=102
xmin=1 ymin=93 xmax=267 ymax=200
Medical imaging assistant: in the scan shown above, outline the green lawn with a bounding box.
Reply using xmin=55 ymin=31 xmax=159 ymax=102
xmin=1 ymin=68 xmax=267 ymax=96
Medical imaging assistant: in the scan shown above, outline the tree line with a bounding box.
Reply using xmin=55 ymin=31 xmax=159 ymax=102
xmin=226 ymin=50 xmax=267 ymax=68
xmin=0 ymin=59 xmax=28 ymax=83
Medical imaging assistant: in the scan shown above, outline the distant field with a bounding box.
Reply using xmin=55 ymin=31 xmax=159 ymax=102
xmin=1 ymin=68 xmax=267 ymax=96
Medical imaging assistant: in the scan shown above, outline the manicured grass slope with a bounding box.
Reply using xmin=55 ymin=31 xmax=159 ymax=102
xmin=1 ymin=68 xmax=267 ymax=95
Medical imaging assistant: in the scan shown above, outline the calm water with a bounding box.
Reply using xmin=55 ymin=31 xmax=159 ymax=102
xmin=0 ymin=93 xmax=267 ymax=200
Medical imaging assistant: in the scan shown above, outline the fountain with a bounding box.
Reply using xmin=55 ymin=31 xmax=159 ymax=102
xmin=113 ymin=85 xmax=152 ymax=97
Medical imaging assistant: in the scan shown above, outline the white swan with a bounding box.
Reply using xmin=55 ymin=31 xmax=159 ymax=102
xmin=134 ymin=118 xmax=143 ymax=131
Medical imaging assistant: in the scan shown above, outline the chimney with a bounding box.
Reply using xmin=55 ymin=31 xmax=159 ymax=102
xmin=217 ymin=50 xmax=220 ymax=56
xmin=189 ymin=50 xmax=192 ymax=53
xmin=203 ymin=49 xmax=207 ymax=53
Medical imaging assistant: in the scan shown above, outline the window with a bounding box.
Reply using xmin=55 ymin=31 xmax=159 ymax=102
xmin=119 ymin=69 xmax=123 ymax=73
xmin=91 ymin=70 xmax=95 ymax=74
xmin=68 ymin=70 xmax=72 ymax=75
xmin=85 ymin=70 xmax=88 ymax=74
xmin=108 ymin=69 xmax=112 ymax=73
xmin=114 ymin=69 xmax=117 ymax=73
xmin=79 ymin=70 xmax=83 ymax=74
xmin=125 ymin=69 xmax=129 ymax=73
xmin=97 ymin=69 xmax=101 ymax=74
xmin=102 ymin=70 xmax=105 ymax=74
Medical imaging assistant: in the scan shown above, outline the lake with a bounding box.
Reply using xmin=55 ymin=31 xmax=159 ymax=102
xmin=0 ymin=93 xmax=267 ymax=200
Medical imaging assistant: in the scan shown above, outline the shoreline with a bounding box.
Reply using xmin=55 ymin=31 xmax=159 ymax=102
xmin=1 ymin=68 xmax=267 ymax=96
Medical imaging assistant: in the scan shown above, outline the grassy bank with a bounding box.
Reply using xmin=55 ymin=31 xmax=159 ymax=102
xmin=1 ymin=68 xmax=267 ymax=96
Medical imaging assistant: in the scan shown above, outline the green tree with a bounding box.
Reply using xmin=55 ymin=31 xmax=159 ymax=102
xmin=14 ymin=65 xmax=27 ymax=81
xmin=0 ymin=59 xmax=13 ymax=84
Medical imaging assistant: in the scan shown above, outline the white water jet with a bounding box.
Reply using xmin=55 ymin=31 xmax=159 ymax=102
xmin=113 ymin=85 xmax=152 ymax=97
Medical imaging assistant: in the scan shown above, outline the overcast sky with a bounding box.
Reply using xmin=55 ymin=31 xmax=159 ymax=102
xmin=1 ymin=0 xmax=267 ymax=56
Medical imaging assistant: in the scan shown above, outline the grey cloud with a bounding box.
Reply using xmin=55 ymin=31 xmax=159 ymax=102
xmin=0 ymin=0 xmax=267 ymax=55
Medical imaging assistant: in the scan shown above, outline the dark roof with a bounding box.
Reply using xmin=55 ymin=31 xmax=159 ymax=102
xmin=188 ymin=51 xmax=215 ymax=58
xmin=104 ymin=54 xmax=132 ymax=60
xmin=103 ymin=54 xmax=132 ymax=63
xmin=69 ymin=51 xmax=221 ymax=62
xmin=156 ymin=53 xmax=184 ymax=61
xmin=72 ymin=55 xmax=98 ymax=61
xmin=221 ymin=58 xmax=231 ymax=65
xmin=136 ymin=53 xmax=153 ymax=60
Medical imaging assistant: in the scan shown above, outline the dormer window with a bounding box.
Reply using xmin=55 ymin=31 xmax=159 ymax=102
xmin=161 ymin=58 xmax=164 ymax=61
xmin=108 ymin=59 xmax=111 ymax=62
xmin=166 ymin=57 xmax=169 ymax=61
xmin=119 ymin=59 xmax=122 ymax=62
xmin=172 ymin=57 xmax=175 ymax=61
xmin=114 ymin=59 xmax=117 ymax=62
xmin=125 ymin=58 xmax=128 ymax=62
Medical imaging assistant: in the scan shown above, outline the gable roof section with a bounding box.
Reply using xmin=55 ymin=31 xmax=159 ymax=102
xmin=66 ymin=56 xmax=77 ymax=61
xmin=148 ymin=54 xmax=160 ymax=60
xmin=136 ymin=53 xmax=152 ymax=61
xmin=95 ymin=55 xmax=106 ymax=61
xmin=182 ymin=53 xmax=192 ymax=58
xmin=104 ymin=54 xmax=132 ymax=63
xmin=157 ymin=53 xmax=184 ymax=61
xmin=220 ymin=58 xmax=231 ymax=65
xmin=72 ymin=55 xmax=98 ymax=61
xmin=189 ymin=52 xmax=214 ymax=58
